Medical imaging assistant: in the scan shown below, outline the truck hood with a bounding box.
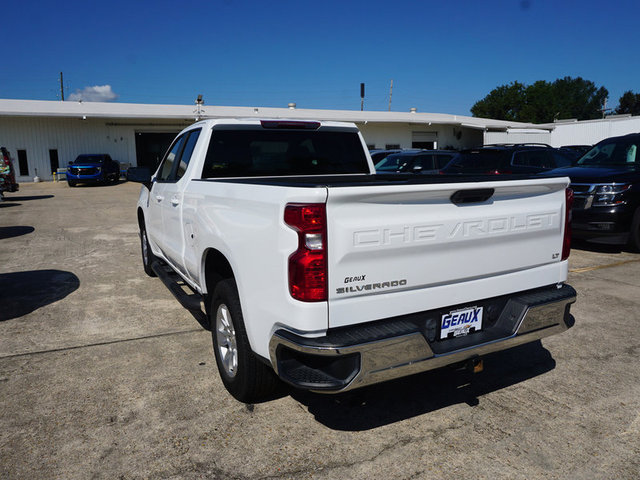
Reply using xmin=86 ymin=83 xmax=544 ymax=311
xmin=547 ymin=165 xmax=640 ymax=184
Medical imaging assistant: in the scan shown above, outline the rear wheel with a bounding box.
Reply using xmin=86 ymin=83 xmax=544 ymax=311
xmin=140 ymin=221 xmax=157 ymax=277
xmin=211 ymin=279 xmax=279 ymax=402
xmin=629 ymin=208 xmax=640 ymax=252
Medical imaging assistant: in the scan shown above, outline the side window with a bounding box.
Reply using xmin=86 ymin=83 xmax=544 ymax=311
xmin=409 ymin=156 xmax=422 ymax=170
xmin=175 ymin=129 xmax=201 ymax=180
xmin=552 ymin=151 xmax=573 ymax=168
xmin=539 ymin=151 xmax=554 ymax=168
xmin=625 ymin=144 xmax=637 ymax=164
xmin=413 ymin=154 xmax=432 ymax=170
xmin=156 ymin=135 xmax=185 ymax=182
xmin=512 ymin=150 xmax=553 ymax=168
xmin=435 ymin=154 xmax=455 ymax=169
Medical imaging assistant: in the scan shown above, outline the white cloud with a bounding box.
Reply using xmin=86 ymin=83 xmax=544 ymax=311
xmin=68 ymin=85 xmax=119 ymax=102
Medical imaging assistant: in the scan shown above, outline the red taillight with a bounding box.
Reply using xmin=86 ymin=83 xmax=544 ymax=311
xmin=562 ymin=188 xmax=573 ymax=261
xmin=284 ymin=203 xmax=327 ymax=302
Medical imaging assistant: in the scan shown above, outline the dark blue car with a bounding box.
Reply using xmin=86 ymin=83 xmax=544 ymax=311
xmin=67 ymin=154 xmax=120 ymax=187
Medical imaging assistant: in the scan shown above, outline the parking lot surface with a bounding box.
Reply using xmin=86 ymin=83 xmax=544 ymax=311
xmin=1 ymin=181 xmax=639 ymax=480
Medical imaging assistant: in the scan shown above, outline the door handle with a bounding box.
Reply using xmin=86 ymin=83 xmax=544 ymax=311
xmin=155 ymin=195 xmax=164 ymax=202
xmin=171 ymin=197 xmax=180 ymax=206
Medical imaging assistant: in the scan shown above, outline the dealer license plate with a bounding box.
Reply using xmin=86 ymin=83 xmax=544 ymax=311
xmin=440 ymin=306 xmax=483 ymax=340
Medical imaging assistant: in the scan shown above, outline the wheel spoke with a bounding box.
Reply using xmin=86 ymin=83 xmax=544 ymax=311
xmin=141 ymin=231 xmax=148 ymax=264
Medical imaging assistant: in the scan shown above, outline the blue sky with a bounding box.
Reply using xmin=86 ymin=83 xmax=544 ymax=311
xmin=2 ymin=0 xmax=638 ymax=116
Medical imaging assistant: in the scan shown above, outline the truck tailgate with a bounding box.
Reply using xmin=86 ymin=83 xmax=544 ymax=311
xmin=326 ymin=177 xmax=569 ymax=328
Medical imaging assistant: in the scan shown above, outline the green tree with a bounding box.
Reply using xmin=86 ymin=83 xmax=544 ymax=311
xmin=551 ymin=76 xmax=608 ymax=121
xmin=470 ymin=81 xmax=527 ymax=121
xmin=471 ymin=77 xmax=608 ymax=123
xmin=616 ymin=91 xmax=640 ymax=115
xmin=519 ymin=80 xmax=555 ymax=123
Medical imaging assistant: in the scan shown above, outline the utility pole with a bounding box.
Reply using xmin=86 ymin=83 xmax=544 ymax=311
xmin=388 ymin=79 xmax=393 ymax=111
xmin=600 ymin=97 xmax=612 ymax=118
xmin=194 ymin=94 xmax=204 ymax=121
xmin=59 ymin=72 xmax=64 ymax=101
xmin=360 ymin=83 xmax=365 ymax=111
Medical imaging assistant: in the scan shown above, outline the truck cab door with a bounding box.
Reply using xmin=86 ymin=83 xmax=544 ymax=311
xmin=147 ymin=134 xmax=186 ymax=261
xmin=159 ymin=129 xmax=201 ymax=276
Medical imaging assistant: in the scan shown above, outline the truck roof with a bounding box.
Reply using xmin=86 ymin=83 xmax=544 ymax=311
xmin=190 ymin=118 xmax=359 ymax=130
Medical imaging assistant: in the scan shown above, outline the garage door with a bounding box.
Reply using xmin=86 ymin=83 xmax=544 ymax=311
xmin=412 ymin=131 xmax=438 ymax=150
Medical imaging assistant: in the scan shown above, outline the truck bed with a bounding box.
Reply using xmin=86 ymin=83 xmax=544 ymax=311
xmin=195 ymin=172 xmax=555 ymax=188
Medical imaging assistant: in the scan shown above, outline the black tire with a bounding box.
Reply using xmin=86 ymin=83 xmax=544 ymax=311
xmin=67 ymin=180 xmax=76 ymax=187
xmin=211 ymin=279 xmax=279 ymax=403
xmin=140 ymin=221 xmax=157 ymax=277
xmin=629 ymin=208 xmax=640 ymax=252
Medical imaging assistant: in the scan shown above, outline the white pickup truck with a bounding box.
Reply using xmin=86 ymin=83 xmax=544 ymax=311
xmin=129 ymin=118 xmax=576 ymax=403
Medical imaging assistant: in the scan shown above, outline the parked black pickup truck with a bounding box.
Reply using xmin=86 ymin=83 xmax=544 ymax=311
xmin=547 ymin=133 xmax=640 ymax=250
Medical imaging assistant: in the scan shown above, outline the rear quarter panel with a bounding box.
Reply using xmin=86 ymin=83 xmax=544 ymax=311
xmin=182 ymin=180 xmax=329 ymax=359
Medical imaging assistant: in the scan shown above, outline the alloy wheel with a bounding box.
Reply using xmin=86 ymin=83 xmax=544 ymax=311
xmin=215 ymin=304 xmax=238 ymax=378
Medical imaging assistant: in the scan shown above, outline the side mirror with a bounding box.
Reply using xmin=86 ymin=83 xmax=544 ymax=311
xmin=127 ymin=167 xmax=152 ymax=189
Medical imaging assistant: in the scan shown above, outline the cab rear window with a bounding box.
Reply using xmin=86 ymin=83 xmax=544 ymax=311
xmin=201 ymin=129 xmax=370 ymax=178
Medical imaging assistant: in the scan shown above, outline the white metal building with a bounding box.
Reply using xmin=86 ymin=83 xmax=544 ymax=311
xmin=4 ymin=98 xmax=637 ymax=183
xmin=0 ymin=99 xmax=547 ymax=182
xmin=485 ymin=115 xmax=640 ymax=147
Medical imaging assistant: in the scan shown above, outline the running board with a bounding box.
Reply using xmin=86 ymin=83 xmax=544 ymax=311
xmin=151 ymin=261 xmax=209 ymax=328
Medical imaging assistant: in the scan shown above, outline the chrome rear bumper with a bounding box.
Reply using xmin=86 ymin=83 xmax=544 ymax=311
xmin=269 ymin=284 xmax=576 ymax=393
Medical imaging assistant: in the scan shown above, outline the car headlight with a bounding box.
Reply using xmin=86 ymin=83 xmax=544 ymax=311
xmin=593 ymin=184 xmax=630 ymax=206
xmin=595 ymin=184 xmax=629 ymax=194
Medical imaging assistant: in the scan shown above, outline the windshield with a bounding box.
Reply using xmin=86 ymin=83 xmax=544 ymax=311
xmin=375 ymin=154 xmax=411 ymax=172
xmin=577 ymin=140 xmax=639 ymax=166
xmin=74 ymin=155 xmax=104 ymax=164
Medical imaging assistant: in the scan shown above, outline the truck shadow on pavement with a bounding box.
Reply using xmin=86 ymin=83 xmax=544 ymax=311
xmin=291 ymin=341 xmax=555 ymax=431
xmin=572 ymin=239 xmax=629 ymax=254
xmin=0 ymin=270 xmax=80 ymax=321
xmin=4 ymin=195 xmax=54 ymax=201
xmin=0 ymin=226 xmax=35 ymax=239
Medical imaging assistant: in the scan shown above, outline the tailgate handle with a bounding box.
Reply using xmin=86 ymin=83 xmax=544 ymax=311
xmin=450 ymin=188 xmax=494 ymax=205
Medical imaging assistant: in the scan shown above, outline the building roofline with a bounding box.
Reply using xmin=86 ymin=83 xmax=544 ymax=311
xmin=535 ymin=114 xmax=640 ymax=128
xmin=0 ymin=98 xmax=552 ymax=131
